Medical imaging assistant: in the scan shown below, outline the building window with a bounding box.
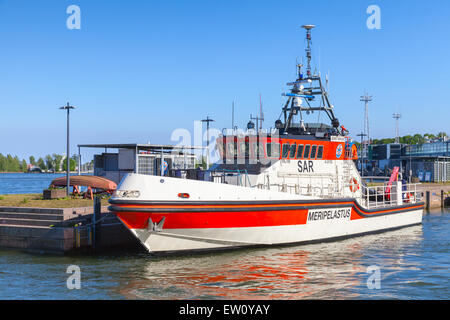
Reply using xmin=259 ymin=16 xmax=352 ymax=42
xmin=138 ymin=156 xmax=155 ymax=175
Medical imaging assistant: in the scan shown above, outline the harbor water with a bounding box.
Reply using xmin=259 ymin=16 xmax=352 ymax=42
xmin=0 ymin=173 xmax=448 ymax=299
xmin=0 ymin=173 xmax=66 ymax=195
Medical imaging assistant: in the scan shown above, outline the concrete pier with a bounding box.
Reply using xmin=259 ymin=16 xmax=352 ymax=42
xmin=0 ymin=205 xmax=142 ymax=254
xmin=416 ymin=185 xmax=450 ymax=209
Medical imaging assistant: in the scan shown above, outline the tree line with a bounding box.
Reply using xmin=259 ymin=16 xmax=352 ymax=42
xmin=0 ymin=154 xmax=80 ymax=173
xmin=371 ymin=132 xmax=448 ymax=145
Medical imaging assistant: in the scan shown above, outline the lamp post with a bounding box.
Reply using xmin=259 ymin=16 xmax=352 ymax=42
xmin=60 ymin=102 xmax=76 ymax=196
xmin=201 ymin=116 xmax=215 ymax=170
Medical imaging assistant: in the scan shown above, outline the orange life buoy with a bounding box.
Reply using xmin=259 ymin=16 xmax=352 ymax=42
xmin=351 ymin=144 xmax=358 ymax=159
xmin=404 ymin=192 xmax=413 ymax=203
xmin=349 ymin=177 xmax=359 ymax=193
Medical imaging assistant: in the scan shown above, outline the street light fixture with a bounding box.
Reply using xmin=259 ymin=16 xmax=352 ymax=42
xmin=60 ymin=102 xmax=76 ymax=196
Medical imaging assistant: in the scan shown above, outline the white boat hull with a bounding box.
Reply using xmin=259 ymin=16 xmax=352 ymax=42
xmin=109 ymin=175 xmax=424 ymax=254
xmin=127 ymin=208 xmax=423 ymax=253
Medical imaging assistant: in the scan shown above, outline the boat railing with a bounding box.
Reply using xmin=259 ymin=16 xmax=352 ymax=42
xmin=171 ymin=168 xmax=423 ymax=208
xmin=210 ymin=169 xmax=252 ymax=187
xmin=169 ymin=168 xmax=253 ymax=187
xmin=254 ymin=175 xmax=422 ymax=208
xmin=358 ymin=182 xmax=422 ymax=209
xmin=255 ymin=178 xmax=342 ymax=198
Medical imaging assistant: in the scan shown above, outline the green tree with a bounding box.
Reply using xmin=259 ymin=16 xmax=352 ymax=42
xmin=83 ymin=159 xmax=94 ymax=172
xmin=71 ymin=154 xmax=79 ymax=170
xmin=4 ymin=155 xmax=21 ymax=172
xmin=195 ymin=156 xmax=207 ymax=169
xmin=0 ymin=154 xmax=6 ymax=172
xmin=380 ymin=138 xmax=395 ymax=144
xmin=13 ymin=156 xmax=21 ymax=172
xmin=400 ymin=135 xmax=413 ymax=144
xmin=62 ymin=158 xmax=77 ymax=172
xmin=21 ymin=159 xmax=27 ymax=172
xmin=412 ymin=134 xmax=425 ymax=145
xmin=37 ymin=157 xmax=46 ymax=170
xmin=29 ymin=156 xmax=36 ymax=166
xmin=45 ymin=155 xmax=54 ymax=171
xmin=437 ymin=132 xmax=447 ymax=139
xmin=52 ymin=154 xmax=63 ymax=172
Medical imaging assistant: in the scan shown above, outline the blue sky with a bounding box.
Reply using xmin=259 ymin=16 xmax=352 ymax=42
xmin=0 ymin=0 xmax=449 ymax=161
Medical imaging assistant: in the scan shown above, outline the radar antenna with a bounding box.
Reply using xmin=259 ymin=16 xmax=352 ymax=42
xmin=279 ymin=25 xmax=341 ymax=136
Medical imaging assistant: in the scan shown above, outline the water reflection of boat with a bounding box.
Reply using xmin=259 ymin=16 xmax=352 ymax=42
xmin=109 ymin=25 xmax=424 ymax=254
xmin=113 ymin=225 xmax=423 ymax=299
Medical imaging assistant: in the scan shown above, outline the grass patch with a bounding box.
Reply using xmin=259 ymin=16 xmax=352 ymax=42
xmin=0 ymin=193 xmax=110 ymax=208
xmin=366 ymin=182 xmax=384 ymax=187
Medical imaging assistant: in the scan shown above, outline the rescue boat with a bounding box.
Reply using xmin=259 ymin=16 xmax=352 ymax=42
xmin=108 ymin=25 xmax=424 ymax=254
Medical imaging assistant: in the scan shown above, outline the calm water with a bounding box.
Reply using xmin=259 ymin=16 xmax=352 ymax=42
xmin=0 ymin=173 xmax=448 ymax=299
xmin=0 ymin=173 xmax=66 ymax=194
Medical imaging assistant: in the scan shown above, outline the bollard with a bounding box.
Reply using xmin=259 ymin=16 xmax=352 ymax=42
xmin=426 ymin=191 xmax=430 ymax=210
xmin=441 ymin=190 xmax=444 ymax=209
xmin=93 ymin=196 xmax=102 ymax=250
xmin=75 ymin=227 xmax=81 ymax=248
xmin=87 ymin=226 xmax=92 ymax=246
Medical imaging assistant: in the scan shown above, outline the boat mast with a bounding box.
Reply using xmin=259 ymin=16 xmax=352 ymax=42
xmin=280 ymin=25 xmax=341 ymax=135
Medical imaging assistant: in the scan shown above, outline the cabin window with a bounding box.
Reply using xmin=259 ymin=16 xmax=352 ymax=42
xmin=251 ymin=142 xmax=258 ymax=158
xmin=303 ymin=145 xmax=311 ymax=159
xmin=216 ymin=140 xmax=224 ymax=158
xmin=226 ymin=141 xmax=236 ymax=158
xmin=317 ymin=145 xmax=324 ymax=159
xmin=266 ymin=143 xmax=272 ymax=157
xmin=289 ymin=144 xmax=297 ymax=158
xmin=239 ymin=141 xmax=246 ymax=157
xmin=266 ymin=143 xmax=280 ymax=158
xmin=310 ymin=145 xmax=317 ymax=159
xmin=296 ymin=145 xmax=304 ymax=159
xmin=259 ymin=143 xmax=265 ymax=159
xmin=282 ymin=144 xmax=290 ymax=158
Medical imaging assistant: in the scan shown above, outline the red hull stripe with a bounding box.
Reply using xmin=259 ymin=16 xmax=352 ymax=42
xmin=113 ymin=202 xmax=423 ymax=230
xmin=117 ymin=209 xmax=308 ymax=229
